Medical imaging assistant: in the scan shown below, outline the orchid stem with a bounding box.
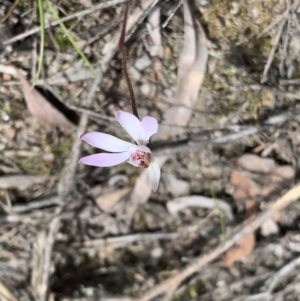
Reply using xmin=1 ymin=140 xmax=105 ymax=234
xmin=119 ymin=0 xmax=139 ymax=119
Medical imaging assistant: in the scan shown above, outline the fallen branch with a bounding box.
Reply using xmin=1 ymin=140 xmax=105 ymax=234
xmin=152 ymin=107 xmax=300 ymax=156
xmin=3 ymin=0 xmax=128 ymax=45
xmin=72 ymin=232 xmax=179 ymax=249
xmin=136 ymin=183 xmax=300 ymax=301
xmin=245 ymin=255 xmax=300 ymax=301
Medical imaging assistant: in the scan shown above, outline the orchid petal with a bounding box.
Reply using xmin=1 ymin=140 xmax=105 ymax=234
xmin=148 ymin=160 xmax=161 ymax=191
xmin=78 ymin=152 xmax=130 ymax=167
xmin=141 ymin=116 xmax=158 ymax=140
xmin=81 ymin=132 xmax=132 ymax=152
xmin=115 ymin=110 xmax=148 ymax=145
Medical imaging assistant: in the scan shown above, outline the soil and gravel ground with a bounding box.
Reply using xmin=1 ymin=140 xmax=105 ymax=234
xmin=1 ymin=0 xmax=300 ymax=301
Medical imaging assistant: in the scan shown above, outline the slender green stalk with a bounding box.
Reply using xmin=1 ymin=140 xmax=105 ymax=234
xmin=46 ymin=0 xmax=96 ymax=74
xmin=32 ymin=0 xmax=45 ymax=87
xmin=210 ymin=185 xmax=227 ymax=243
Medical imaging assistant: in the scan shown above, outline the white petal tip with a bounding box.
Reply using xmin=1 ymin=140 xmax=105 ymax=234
xmin=148 ymin=161 xmax=161 ymax=192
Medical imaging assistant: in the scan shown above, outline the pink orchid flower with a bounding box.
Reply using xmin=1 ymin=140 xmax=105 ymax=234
xmin=78 ymin=110 xmax=161 ymax=191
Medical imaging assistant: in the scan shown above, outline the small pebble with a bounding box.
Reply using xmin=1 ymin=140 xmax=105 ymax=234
xmin=135 ymin=55 xmax=152 ymax=71
xmin=151 ymin=247 xmax=163 ymax=259
xmin=129 ymin=66 xmax=141 ymax=81
xmin=43 ymin=152 xmax=55 ymax=163
xmin=140 ymin=83 xmax=151 ymax=96
xmin=2 ymin=73 xmax=11 ymax=81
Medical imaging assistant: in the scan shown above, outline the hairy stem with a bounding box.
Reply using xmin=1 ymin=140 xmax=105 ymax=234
xmin=119 ymin=0 xmax=139 ymax=119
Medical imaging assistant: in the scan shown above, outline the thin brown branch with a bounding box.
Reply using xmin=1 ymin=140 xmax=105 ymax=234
xmin=39 ymin=215 xmax=60 ymax=301
xmin=71 ymin=232 xmax=179 ymax=249
xmin=0 ymin=0 xmax=20 ymax=23
xmin=152 ymin=107 xmax=300 ymax=156
xmin=136 ymin=184 xmax=300 ymax=301
xmin=3 ymin=0 xmax=128 ymax=45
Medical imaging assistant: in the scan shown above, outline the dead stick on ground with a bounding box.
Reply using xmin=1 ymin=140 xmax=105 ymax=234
xmin=261 ymin=13 xmax=287 ymax=83
xmin=136 ymin=184 xmax=300 ymax=301
xmin=57 ymin=69 xmax=102 ymax=198
xmin=153 ymin=106 xmax=300 ymax=156
xmin=267 ymin=255 xmax=300 ymax=294
xmin=261 ymin=0 xmax=300 ymax=83
xmin=3 ymin=0 xmax=128 ymax=45
xmin=39 ymin=214 xmax=60 ymax=301
xmin=38 ymin=69 xmax=102 ymax=301
xmin=0 ymin=0 xmax=20 ymax=23
xmin=279 ymin=13 xmax=290 ymax=77
xmin=0 ymin=281 xmax=18 ymax=301
xmin=245 ymin=255 xmax=300 ymax=301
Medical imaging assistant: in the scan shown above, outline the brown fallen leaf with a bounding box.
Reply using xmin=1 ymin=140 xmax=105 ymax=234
xmin=238 ymin=154 xmax=275 ymax=174
xmin=224 ymin=167 xmax=261 ymax=266
xmin=222 ymin=233 xmax=255 ymax=267
xmin=95 ymin=187 xmax=131 ymax=213
xmin=273 ymin=165 xmax=295 ymax=180
xmin=230 ymin=170 xmax=260 ymax=200
xmin=222 ymin=200 xmax=257 ymax=266
xmin=226 ymin=153 xmax=295 ymax=264
xmin=0 ymin=175 xmax=48 ymax=190
xmin=156 ymin=0 xmax=208 ymax=140
xmin=13 ymin=66 xmax=75 ymax=130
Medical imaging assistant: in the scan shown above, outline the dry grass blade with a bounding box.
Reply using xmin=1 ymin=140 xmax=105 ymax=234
xmin=3 ymin=0 xmax=128 ymax=45
xmin=30 ymin=216 xmax=60 ymax=301
xmin=0 ymin=281 xmax=18 ymax=301
xmin=77 ymin=232 xmax=179 ymax=249
xmin=14 ymin=67 xmax=75 ymax=130
xmin=31 ymin=231 xmax=47 ymax=300
xmin=261 ymin=15 xmax=287 ymax=84
xmin=0 ymin=175 xmax=48 ymax=190
xmin=0 ymin=0 xmax=19 ymax=23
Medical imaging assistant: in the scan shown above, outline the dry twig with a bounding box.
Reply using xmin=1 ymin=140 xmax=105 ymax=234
xmin=12 ymin=197 xmax=60 ymax=214
xmin=136 ymin=184 xmax=300 ymax=301
xmin=279 ymin=14 xmax=290 ymax=77
xmin=3 ymin=0 xmax=128 ymax=45
xmin=261 ymin=13 xmax=288 ymax=83
xmin=0 ymin=0 xmax=20 ymax=23
xmin=0 ymin=281 xmax=18 ymax=301
xmin=245 ymin=255 xmax=300 ymax=301
xmin=73 ymin=232 xmax=179 ymax=249
xmin=153 ymin=105 xmax=300 ymax=156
